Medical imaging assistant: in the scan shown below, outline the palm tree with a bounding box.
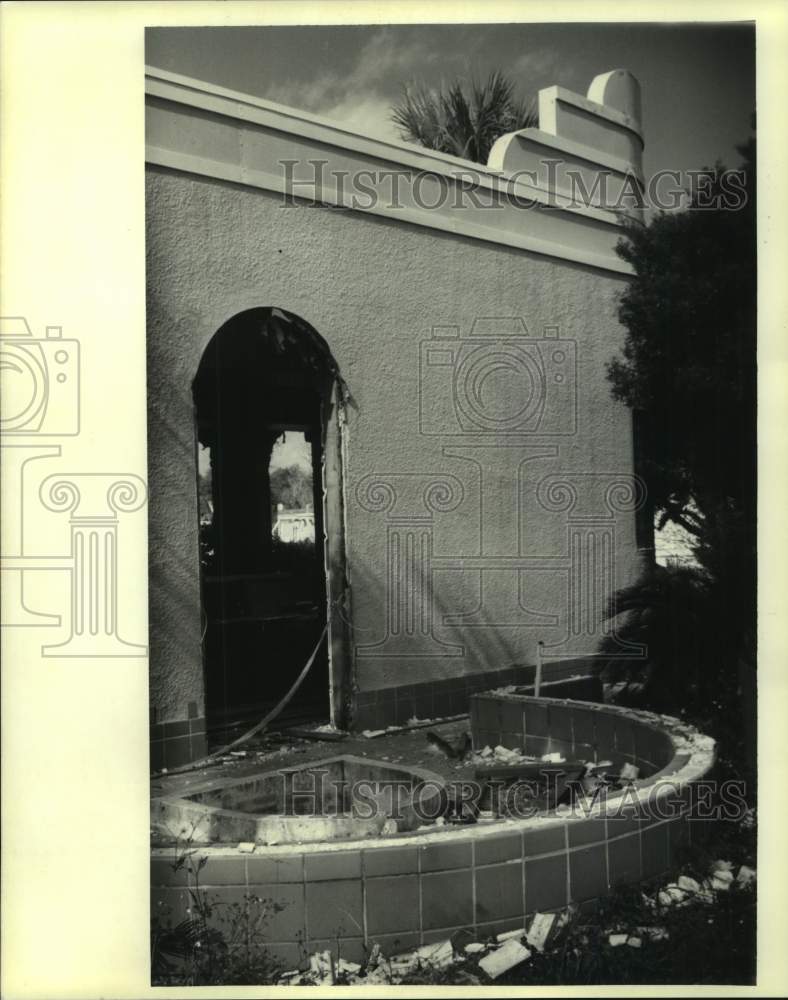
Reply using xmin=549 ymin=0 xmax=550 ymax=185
xmin=390 ymin=71 xmax=537 ymax=164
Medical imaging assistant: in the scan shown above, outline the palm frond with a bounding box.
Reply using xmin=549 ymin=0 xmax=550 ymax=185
xmin=390 ymin=71 xmax=537 ymax=164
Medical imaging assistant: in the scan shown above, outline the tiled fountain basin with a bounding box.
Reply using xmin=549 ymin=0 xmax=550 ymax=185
xmin=151 ymin=696 xmax=716 ymax=968
xmin=152 ymin=754 xmax=446 ymax=845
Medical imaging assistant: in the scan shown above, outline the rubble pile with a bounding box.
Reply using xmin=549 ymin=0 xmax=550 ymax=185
xmin=275 ymin=913 xmax=561 ymax=985
xmin=274 ymin=859 xmax=756 ymax=986
xmin=645 ymin=859 xmax=757 ymax=911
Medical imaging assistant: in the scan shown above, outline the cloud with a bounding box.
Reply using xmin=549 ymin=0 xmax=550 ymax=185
xmin=264 ymin=27 xmax=460 ymax=138
xmin=263 ymin=27 xmax=558 ymax=142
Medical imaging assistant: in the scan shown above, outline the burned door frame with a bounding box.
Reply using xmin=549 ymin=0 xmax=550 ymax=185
xmin=192 ymin=307 xmax=352 ymax=731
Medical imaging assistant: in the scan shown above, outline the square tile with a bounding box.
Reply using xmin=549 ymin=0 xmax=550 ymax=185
xmin=475 ymin=861 xmax=523 ymax=923
xmin=258 ymin=883 xmax=306 ymax=941
xmin=475 ymin=832 xmax=522 ymax=866
xmin=164 ymin=735 xmax=192 ymax=769
xmin=365 ymin=875 xmax=419 ymax=935
xmin=547 ymin=706 xmax=572 ymax=742
xmin=411 ymin=689 xmax=435 ymax=721
xmin=421 ymin=869 xmax=473 ymax=931
xmin=447 ymin=688 xmax=469 ymax=715
xmin=394 ymin=697 xmax=414 ymax=726
xmin=569 ymin=844 xmax=608 ymax=903
xmin=151 ymin=856 xmax=190 ymax=887
xmin=567 ymin=816 xmax=607 ymax=848
xmin=304 ymin=850 xmax=361 ymax=882
xmin=306 ymin=880 xmax=363 ymax=940
xmin=592 ymin=711 xmax=617 ymax=756
xmin=571 ymin=708 xmax=596 ymax=747
xmin=524 ymin=701 xmax=550 ymax=740
xmin=607 ymin=833 xmax=641 ymax=887
xmin=500 ymin=700 xmax=525 ymax=736
xmin=523 ymin=823 xmax=566 ymax=858
xmin=614 ymin=721 xmax=636 ymax=759
xmin=420 ymin=840 xmax=472 ymax=872
xmin=525 ymin=854 xmax=567 ymax=913
xmin=364 ymin=846 xmax=419 ymax=877
xmin=164 ymin=719 xmax=190 ymax=738
xmin=195 ymin=885 xmax=249 ymax=932
xmin=471 ymin=698 xmax=499 ymax=734
xmin=247 ymin=853 xmax=304 ymax=884
xmin=189 ymin=732 xmax=207 ymax=760
xmin=198 ymin=855 xmax=247 ymax=886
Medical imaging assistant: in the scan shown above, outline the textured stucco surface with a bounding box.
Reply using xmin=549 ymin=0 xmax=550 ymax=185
xmin=146 ymin=166 xmax=641 ymax=722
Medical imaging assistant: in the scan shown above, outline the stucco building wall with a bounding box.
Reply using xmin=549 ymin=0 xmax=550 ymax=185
xmin=146 ymin=67 xmax=648 ymax=759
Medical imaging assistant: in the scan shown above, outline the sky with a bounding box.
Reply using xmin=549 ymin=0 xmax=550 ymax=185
xmin=146 ymin=22 xmax=755 ymax=182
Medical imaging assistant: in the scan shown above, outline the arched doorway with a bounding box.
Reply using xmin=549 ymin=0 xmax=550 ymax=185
xmin=192 ymin=307 xmax=345 ymax=736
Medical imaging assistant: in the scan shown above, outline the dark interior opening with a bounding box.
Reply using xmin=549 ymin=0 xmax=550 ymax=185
xmin=193 ymin=307 xmax=335 ymax=736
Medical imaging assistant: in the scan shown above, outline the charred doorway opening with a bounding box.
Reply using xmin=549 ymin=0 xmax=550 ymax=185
xmin=193 ymin=308 xmax=341 ymax=736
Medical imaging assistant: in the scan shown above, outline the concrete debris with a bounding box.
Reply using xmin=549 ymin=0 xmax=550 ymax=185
xmin=710 ymin=861 xmax=735 ymax=891
xmin=658 ymin=884 xmax=689 ymax=906
xmin=308 ymin=949 xmax=334 ymax=984
xmin=337 ymin=958 xmax=361 ymax=975
xmin=736 ymin=864 xmax=756 ymax=887
xmin=496 ymin=928 xmax=525 ymax=942
xmin=677 ymin=875 xmax=701 ymax=893
xmin=636 ymin=925 xmax=669 ymax=941
xmin=236 ymin=841 xmax=256 ymax=853
xmin=360 ymin=729 xmax=387 ymax=738
xmin=526 ymin=912 xmax=557 ymax=952
xmin=541 ymin=752 xmax=566 ymax=763
xmin=608 ymin=933 xmax=629 ymax=947
xmin=619 ymin=762 xmax=640 ymax=781
xmin=478 ymin=938 xmax=531 ymax=979
xmin=414 ymin=939 xmax=454 ymax=968
xmin=627 ymin=936 xmax=642 ymax=948
xmin=464 ymin=942 xmax=487 ymax=954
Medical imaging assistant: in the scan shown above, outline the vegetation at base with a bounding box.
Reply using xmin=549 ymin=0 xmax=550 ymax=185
xmin=600 ymin=127 xmax=757 ymax=783
xmin=151 ymin=840 xmax=284 ymax=987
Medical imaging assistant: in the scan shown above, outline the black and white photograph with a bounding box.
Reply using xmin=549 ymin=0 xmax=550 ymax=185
xmin=1 ymin=4 xmax=786 ymax=997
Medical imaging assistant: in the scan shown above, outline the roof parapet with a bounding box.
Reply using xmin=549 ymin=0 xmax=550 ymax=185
xmin=488 ymin=69 xmax=644 ymax=219
xmin=145 ymin=65 xmax=639 ymax=274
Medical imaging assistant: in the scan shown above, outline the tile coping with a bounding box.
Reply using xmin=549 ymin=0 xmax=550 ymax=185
xmin=151 ymin=697 xmax=714 ymax=858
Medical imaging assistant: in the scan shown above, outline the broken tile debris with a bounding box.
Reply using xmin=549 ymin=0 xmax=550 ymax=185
xmin=478 ymin=938 xmax=531 ymax=979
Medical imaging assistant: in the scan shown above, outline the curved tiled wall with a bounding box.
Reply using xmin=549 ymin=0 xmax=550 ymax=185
xmin=151 ymin=694 xmax=715 ymax=968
